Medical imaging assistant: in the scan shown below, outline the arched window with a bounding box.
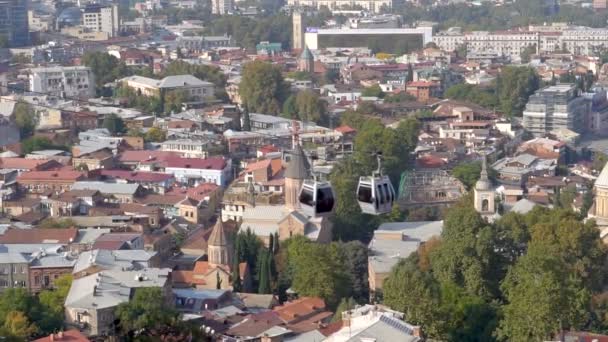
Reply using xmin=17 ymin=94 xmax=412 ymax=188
xmin=482 ymin=199 xmax=489 ymax=212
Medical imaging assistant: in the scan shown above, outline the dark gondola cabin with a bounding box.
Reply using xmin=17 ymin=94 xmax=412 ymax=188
xmin=298 ymin=180 xmax=335 ymax=218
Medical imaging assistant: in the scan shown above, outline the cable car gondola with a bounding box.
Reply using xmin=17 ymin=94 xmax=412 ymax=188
xmin=298 ymin=179 xmax=335 ymax=218
xmin=357 ymin=154 xmax=396 ymax=215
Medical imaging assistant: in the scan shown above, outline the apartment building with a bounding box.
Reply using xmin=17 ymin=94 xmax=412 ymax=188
xmin=211 ymin=0 xmax=233 ymax=14
xmin=81 ymin=4 xmax=119 ymax=38
xmin=120 ymin=75 xmax=215 ymax=102
xmin=434 ymin=26 xmax=608 ymax=59
xmin=287 ymin=0 xmax=392 ymax=13
xmin=29 ymin=66 xmax=96 ymax=99
xmin=523 ymin=84 xmax=590 ymax=137
xmin=0 ymin=0 xmax=29 ymax=46
xmin=160 ymin=139 xmax=209 ymax=158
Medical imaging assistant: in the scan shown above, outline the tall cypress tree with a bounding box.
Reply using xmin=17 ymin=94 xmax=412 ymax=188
xmin=242 ymin=106 xmax=251 ymax=132
xmin=257 ymin=249 xmax=271 ymax=294
xmin=216 ymin=272 xmax=222 ymax=290
xmin=232 ymin=249 xmax=242 ymax=292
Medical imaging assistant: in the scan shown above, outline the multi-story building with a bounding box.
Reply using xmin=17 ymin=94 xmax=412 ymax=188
xmin=288 ymin=0 xmax=392 ymax=13
xmin=211 ymin=0 xmax=233 ymax=14
xmin=160 ymin=139 xmax=209 ymax=158
xmin=434 ymin=26 xmax=608 ymax=58
xmin=120 ymin=75 xmax=215 ymax=102
xmin=0 ymin=0 xmax=29 ymax=47
xmin=594 ymin=0 xmax=608 ymax=10
xmin=305 ymin=27 xmax=432 ymax=53
xmin=176 ymin=35 xmax=233 ymax=53
xmin=81 ymin=4 xmax=119 ymax=38
xmin=523 ymin=84 xmax=590 ymax=137
xmin=64 ymin=268 xmax=172 ymax=336
xmin=163 ymin=156 xmax=231 ymax=186
xmin=29 ymin=66 xmax=96 ymax=99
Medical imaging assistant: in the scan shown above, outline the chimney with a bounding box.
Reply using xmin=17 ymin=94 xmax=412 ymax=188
xmin=50 ymin=334 xmax=54 ymax=342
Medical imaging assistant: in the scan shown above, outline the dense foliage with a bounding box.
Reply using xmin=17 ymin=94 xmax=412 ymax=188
xmin=239 ymin=61 xmax=289 ymax=114
xmin=382 ymin=202 xmax=608 ymax=341
xmin=445 ymin=66 xmax=540 ymax=117
xmin=0 ymin=275 xmax=72 ymax=341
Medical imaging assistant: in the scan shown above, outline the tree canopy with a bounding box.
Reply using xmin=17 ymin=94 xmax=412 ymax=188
xmin=102 ymin=113 xmax=126 ymax=135
xmin=382 ymin=201 xmax=608 ymax=341
xmin=115 ymin=287 xmax=177 ymax=335
xmin=239 ymin=61 xmax=288 ymax=114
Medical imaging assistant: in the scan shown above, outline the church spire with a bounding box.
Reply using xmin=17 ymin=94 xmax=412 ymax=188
xmin=475 ymin=155 xmax=491 ymax=191
xmin=208 ymin=215 xmax=231 ymax=267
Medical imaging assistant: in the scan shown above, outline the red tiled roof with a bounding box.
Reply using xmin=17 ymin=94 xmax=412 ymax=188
xmin=407 ymin=81 xmax=438 ymax=87
xmin=244 ymin=159 xmax=271 ymax=173
xmin=17 ymin=170 xmax=85 ymax=182
xmin=0 ymin=228 xmax=78 ymax=244
xmin=416 ymin=155 xmax=447 ymax=169
xmin=118 ymin=150 xmax=182 ymax=163
xmin=258 ymin=145 xmax=279 ymax=154
xmin=273 ymin=297 xmax=327 ymax=323
xmin=0 ymin=158 xmax=59 ymax=170
xmin=32 ymin=330 xmax=91 ymax=342
xmin=334 ymin=125 xmax=356 ymax=134
xmin=100 ymin=169 xmax=173 ymax=183
xmin=164 ymin=157 xmax=227 ymax=170
xmin=91 ymin=240 xmax=128 ymax=250
xmin=186 ymin=183 xmax=220 ymax=201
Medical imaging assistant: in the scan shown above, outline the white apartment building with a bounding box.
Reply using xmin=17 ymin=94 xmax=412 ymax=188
xmin=120 ymin=75 xmax=215 ymax=102
xmin=561 ymin=28 xmax=608 ymax=56
xmin=211 ymin=0 xmax=233 ymax=14
xmin=160 ymin=139 xmax=209 ymax=158
xmin=434 ymin=26 xmax=608 ymax=59
xmin=81 ymin=4 xmax=119 ymax=38
xmin=29 ymin=66 xmax=96 ymax=99
xmin=288 ymin=0 xmax=393 ymax=13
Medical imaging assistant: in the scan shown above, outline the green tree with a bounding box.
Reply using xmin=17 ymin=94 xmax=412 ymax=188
xmin=498 ymin=245 xmax=584 ymax=342
xmin=102 ymin=113 xmax=126 ymax=135
xmin=257 ymin=248 xmax=272 ymax=294
xmin=82 ymin=52 xmax=131 ymax=94
xmin=115 ymin=287 xmax=176 ymax=334
xmin=430 ymin=204 xmax=501 ymax=298
xmin=163 ymin=89 xmax=190 ymax=114
xmin=451 ymin=160 xmax=497 ymax=190
xmin=242 ymin=106 xmax=251 ymax=131
xmin=497 ymin=66 xmax=540 ymax=117
xmin=38 ymin=275 xmax=72 ymax=332
xmin=216 ymin=271 xmax=222 ymax=289
xmin=282 ymin=94 xmax=298 ymax=119
xmin=383 ymin=256 xmax=444 ymax=337
xmin=232 ymin=248 xmax=242 ymax=292
xmin=38 ymin=218 xmax=77 ymax=229
xmin=384 ymin=92 xmax=417 ymax=103
xmin=361 ymin=84 xmax=384 ymax=98
xmin=21 ymin=137 xmax=56 ymax=155
xmin=236 ymin=228 xmax=263 ymax=287
xmin=239 ymin=60 xmax=288 ymax=114
xmin=295 ymin=90 xmax=328 ymax=125
xmin=13 ymin=102 xmax=36 ymax=138
xmin=332 ymin=297 xmax=357 ymax=322
xmin=287 ymin=238 xmax=350 ymax=308
xmin=520 ymin=44 xmax=537 ymax=63
xmin=144 ymin=127 xmax=167 ymax=142
xmin=3 ymin=311 xmax=37 ymax=340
